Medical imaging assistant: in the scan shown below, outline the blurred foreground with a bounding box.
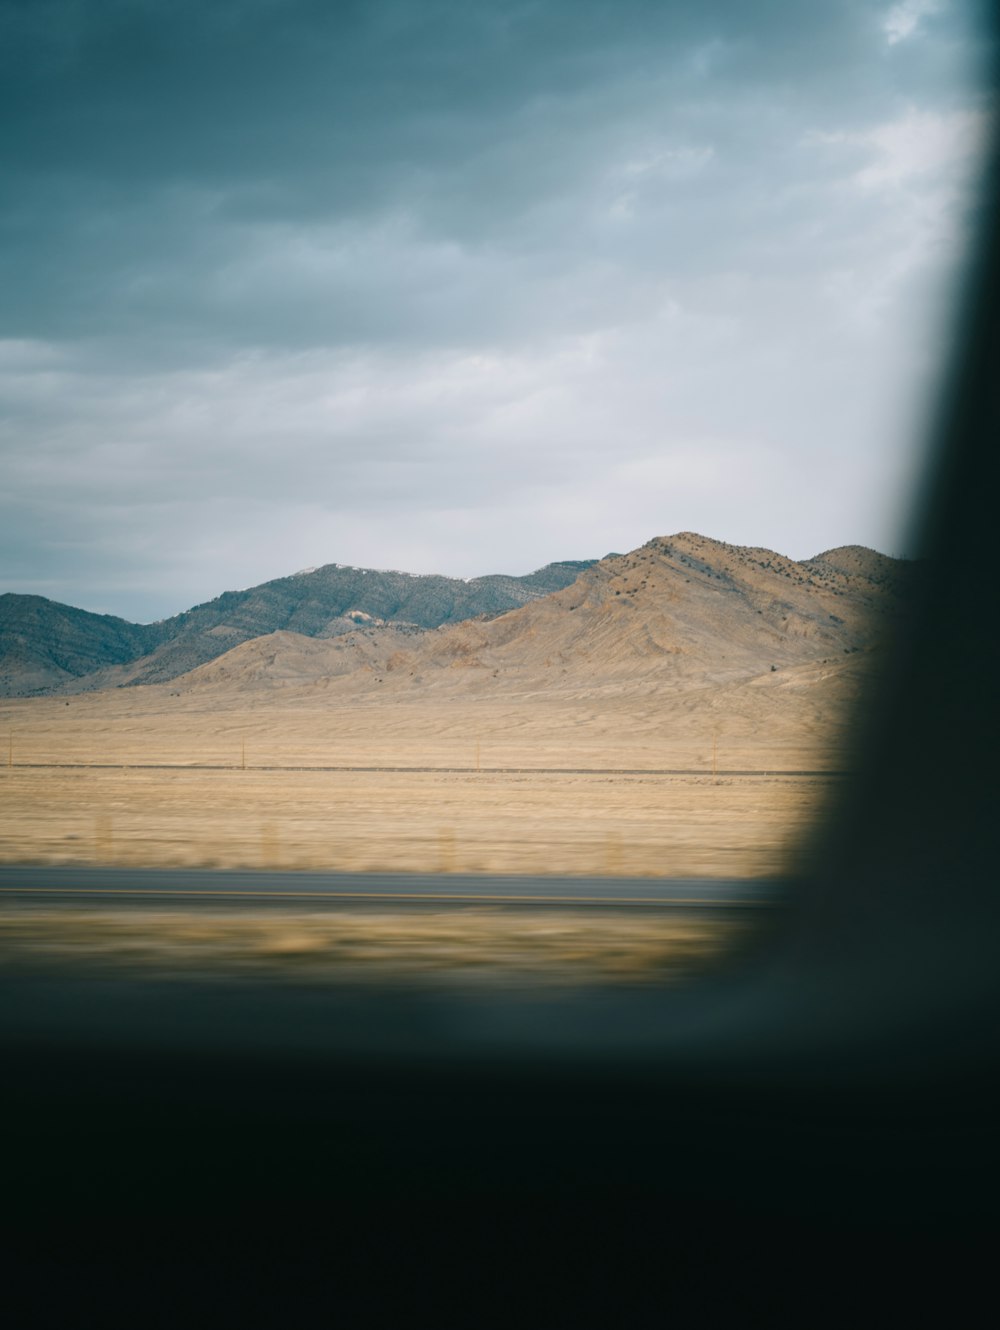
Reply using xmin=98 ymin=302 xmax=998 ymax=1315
xmin=0 ymin=681 xmax=830 ymax=984
xmin=0 ymin=901 xmax=747 ymax=988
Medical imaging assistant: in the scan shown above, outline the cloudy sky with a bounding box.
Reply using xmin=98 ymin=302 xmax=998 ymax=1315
xmin=1 ymin=0 xmax=993 ymax=621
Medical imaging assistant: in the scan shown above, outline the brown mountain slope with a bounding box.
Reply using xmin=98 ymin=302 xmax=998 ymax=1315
xmin=176 ymin=532 xmax=909 ymax=707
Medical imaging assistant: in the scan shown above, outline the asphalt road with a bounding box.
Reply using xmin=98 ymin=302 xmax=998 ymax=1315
xmin=0 ymin=863 xmax=780 ymax=911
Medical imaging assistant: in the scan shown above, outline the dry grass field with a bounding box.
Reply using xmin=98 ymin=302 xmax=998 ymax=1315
xmin=0 ymin=686 xmax=841 ymax=878
xmin=0 ymin=688 xmax=824 ymax=985
xmin=0 ymin=904 xmax=749 ymax=988
xmin=0 ymin=764 xmax=831 ymax=877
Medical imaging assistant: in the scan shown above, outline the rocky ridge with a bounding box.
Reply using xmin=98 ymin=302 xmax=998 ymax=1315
xmin=0 ymin=558 xmax=597 ymax=696
xmin=176 ymin=533 xmax=913 ymax=704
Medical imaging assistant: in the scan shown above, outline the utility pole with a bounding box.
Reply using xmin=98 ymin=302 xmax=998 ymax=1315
xmin=712 ymin=733 xmax=718 ymax=782
xmin=241 ymin=739 xmax=246 ymax=771
xmin=475 ymin=739 xmax=481 ymax=772
xmin=8 ymin=729 xmax=12 ymax=769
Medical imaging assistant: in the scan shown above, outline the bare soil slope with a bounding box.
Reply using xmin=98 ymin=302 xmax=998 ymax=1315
xmin=175 ymin=533 xmax=906 ymax=750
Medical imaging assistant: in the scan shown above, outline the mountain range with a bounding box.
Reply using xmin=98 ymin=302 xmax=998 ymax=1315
xmin=1 ymin=534 xmax=912 ymax=704
xmin=0 ymin=558 xmax=597 ymax=697
xmin=174 ymin=534 xmax=912 ymax=714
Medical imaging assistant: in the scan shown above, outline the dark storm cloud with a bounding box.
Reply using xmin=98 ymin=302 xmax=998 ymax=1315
xmin=0 ymin=0 xmax=979 ymax=352
xmin=0 ymin=0 xmax=992 ymax=617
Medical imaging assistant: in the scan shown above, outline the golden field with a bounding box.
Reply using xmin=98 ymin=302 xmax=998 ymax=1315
xmin=0 ymin=686 xmax=841 ymax=878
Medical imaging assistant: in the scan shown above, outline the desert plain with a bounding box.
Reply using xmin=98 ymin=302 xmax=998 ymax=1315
xmin=0 ymin=690 xmax=839 ymax=879
xmin=0 ymin=534 xmax=901 ymax=982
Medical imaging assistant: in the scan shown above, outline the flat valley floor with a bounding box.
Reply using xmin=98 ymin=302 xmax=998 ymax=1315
xmin=0 ymin=687 xmax=843 ymax=878
xmin=0 ymin=684 xmax=846 ymax=985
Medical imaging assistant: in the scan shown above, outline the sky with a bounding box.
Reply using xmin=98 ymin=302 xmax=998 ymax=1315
xmin=0 ymin=0 xmax=994 ymax=622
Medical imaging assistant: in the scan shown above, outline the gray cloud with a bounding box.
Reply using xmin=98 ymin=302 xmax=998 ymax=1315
xmin=0 ymin=0 xmax=993 ymax=618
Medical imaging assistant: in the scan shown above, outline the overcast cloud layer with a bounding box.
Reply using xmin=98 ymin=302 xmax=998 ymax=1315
xmin=0 ymin=0 xmax=993 ymax=621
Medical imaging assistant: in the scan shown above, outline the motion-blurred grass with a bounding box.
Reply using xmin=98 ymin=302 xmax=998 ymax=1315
xmin=0 ymin=905 xmax=747 ymax=988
